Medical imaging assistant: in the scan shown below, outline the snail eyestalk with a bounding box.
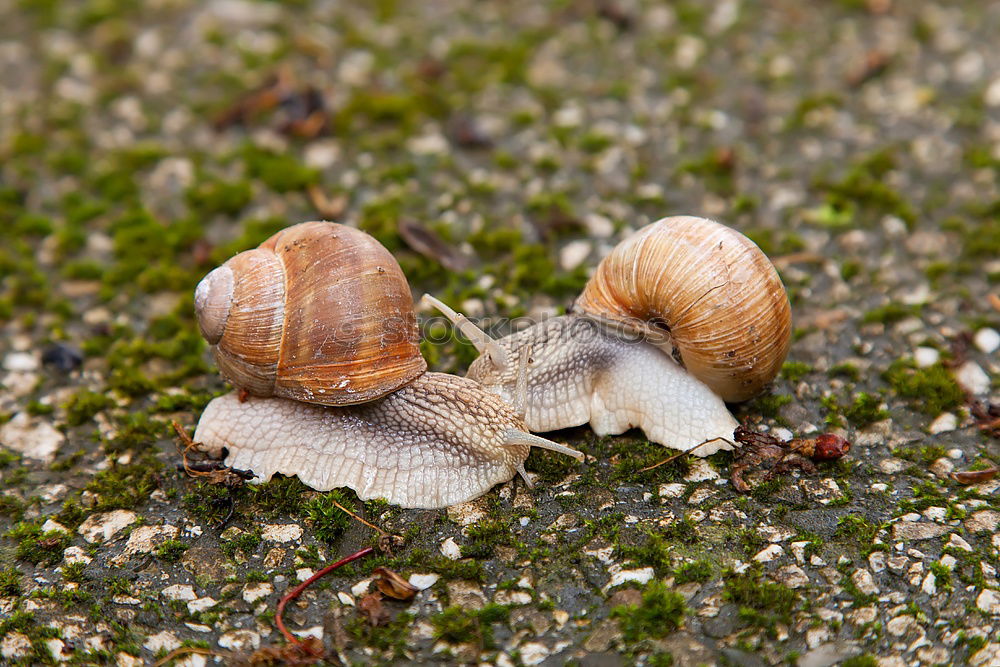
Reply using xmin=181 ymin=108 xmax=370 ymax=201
xmin=421 ymin=294 xmax=510 ymax=373
xmin=504 ymin=430 xmax=585 ymax=461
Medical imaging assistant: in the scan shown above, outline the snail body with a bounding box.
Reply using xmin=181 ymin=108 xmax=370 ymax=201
xmin=193 ymin=221 xmax=581 ymax=509
xmin=441 ymin=216 xmax=792 ymax=454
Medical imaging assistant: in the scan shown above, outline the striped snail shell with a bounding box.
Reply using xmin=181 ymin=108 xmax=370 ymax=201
xmin=194 ymin=221 xmax=426 ymax=406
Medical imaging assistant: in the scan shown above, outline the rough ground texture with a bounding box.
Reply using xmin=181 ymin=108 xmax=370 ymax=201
xmin=1 ymin=1 xmax=999 ymax=665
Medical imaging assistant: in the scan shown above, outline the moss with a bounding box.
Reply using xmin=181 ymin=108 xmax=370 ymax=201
xmin=242 ymin=144 xmax=319 ymax=193
xmin=431 ymin=603 xmax=510 ymax=648
xmin=748 ymin=393 xmax=792 ymax=424
xmin=862 ymin=302 xmax=919 ymax=325
xmin=833 ymin=515 xmax=883 ymax=555
xmin=185 ymin=178 xmax=252 ymax=217
xmin=155 ymin=539 xmax=190 ymax=563
xmin=6 ymin=521 xmax=71 ymax=565
xmin=828 ymin=362 xmax=860 ymax=382
xmin=615 ymin=531 xmax=674 ymax=576
xmin=611 ymin=580 xmax=687 ymax=641
xmin=0 ymin=566 xmax=22 ymax=595
xmin=841 ymin=655 xmax=878 ymax=667
xmin=722 ymin=567 xmax=799 ymax=634
xmin=303 ymin=490 xmax=355 ymax=543
xmin=63 ymin=389 xmax=115 ymax=427
xmin=674 ymin=559 xmax=713 ymax=585
xmin=221 ymin=529 xmax=262 ymax=560
xmin=882 ymin=360 xmax=964 ymax=416
xmin=843 ymin=393 xmax=889 ymax=428
xmin=462 ymin=515 xmax=516 ymax=559
xmin=781 ymin=361 xmax=812 ymax=382
xmin=182 ymin=482 xmax=239 ymax=525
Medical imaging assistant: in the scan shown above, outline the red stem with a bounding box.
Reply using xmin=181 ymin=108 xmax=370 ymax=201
xmin=275 ymin=546 xmax=375 ymax=644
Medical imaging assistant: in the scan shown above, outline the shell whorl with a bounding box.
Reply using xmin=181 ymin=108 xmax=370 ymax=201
xmin=194 ymin=221 xmax=427 ymax=406
xmin=574 ymin=216 xmax=792 ymax=402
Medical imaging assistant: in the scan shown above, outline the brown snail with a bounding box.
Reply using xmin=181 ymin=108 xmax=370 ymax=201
xmin=428 ymin=216 xmax=792 ymax=455
xmin=192 ymin=221 xmax=582 ymax=509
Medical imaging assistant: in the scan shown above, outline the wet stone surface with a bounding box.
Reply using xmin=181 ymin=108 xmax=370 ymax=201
xmin=1 ymin=0 xmax=1000 ymax=665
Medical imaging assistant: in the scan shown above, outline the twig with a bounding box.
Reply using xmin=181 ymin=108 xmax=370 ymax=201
xmin=639 ymin=438 xmax=729 ymax=472
xmin=276 ymin=546 xmax=375 ymax=645
xmin=152 ymin=646 xmax=227 ymax=666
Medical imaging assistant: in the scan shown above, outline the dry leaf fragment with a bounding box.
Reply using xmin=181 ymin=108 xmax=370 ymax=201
xmin=950 ymin=467 xmax=999 ymax=485
xmin=372 ymin=566 xmax=419 ymax=601
xmin=358 ymin=592 xmax=390 ymax=627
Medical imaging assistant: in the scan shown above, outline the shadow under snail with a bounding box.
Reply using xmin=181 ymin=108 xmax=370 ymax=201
xmin=428 ymin=215 xmax=793 ymax=456
xmin=191 ymin=221 xmax=582 ymax=510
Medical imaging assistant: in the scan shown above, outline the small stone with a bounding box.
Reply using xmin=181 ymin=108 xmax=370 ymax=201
xmin=851 ymin=569 xmax=879 ymax=596
xmin=218 ymin=630 xmax=260 ymax=652
xmin=3 ymin=352 xmax=38 ymax=371
xmin=446 ymin=581 xmax=486 ymax=610
xmin=886 ymin=614 xmax=918 ymax=637
xmin=494 ymin=590 xmax=532 ymax=606
xmin=261 ymin=524 xmax=302 ymax=542
xmin=659 ymin=483 xmax=686 ymax=498
xmin=928 ymin=414 xmax=957 ymax=435
xmin=974 ymin=328 xmax=1000 ymax=354
xmin=242 ymin=583 xmax=273 ymax=603
xmin=887 ymin=555 xmax=909 ymax=574
xmin=115 ymin=653 xmax=143 ymax=667
xmin=440 ymin=537 xmax=462 ymax=560
xmin=966 ymin=510 xmax=1000 ymax=533
xmin=447 ymin=499 xmax=488 ymax=527
xmin=583 ymin=618 xmax=621 ymax=652
xmin=519 ymin=642 xmax=550 ymax=666
xmin=559 ymin=240 xmax=592 ymax=271
xmin=41 ymin=519 xmax=68 ymax=534
xmin=78 ymin=510 xmax=137 ymax=543
xmin=892 ymin=522 xmax=948 ymax=541
xmin=868 ymin=551 xmax=887 ymax=573
xmin=337 ymin=592 xmax=354 ymax=606
xmin=187 ymin=597 xmax=217 ymax=614
xmin=970 ymin=643 xmax=1000 ymax=667
xmin=112 ymin=525 xmax=178 ymax=564
xmin=922 ymin=506 xmax=948 ymax=522
xmin=1 ymin=633 xmax=31 ymax=659
xmin=947 ymin=534 xmax=973 ymax=552
xmin=847 ymin=607 xmax=878 ymax=626
xmin=684 ymin=459 xmax=719 ymax=482
xmin=605 ymin=568 xmax=655 ymax=591
xmin=161 ymin=584 xmax=196 ymax=601
xmin=920 ymin=572 xmax=936 ymax=595
xmin=954 ymin=361 xmax=990 ymax=395
xmin=143 ymin=631 xmax=180 ymax=654
xmin=775 ymin=565 xmax=809 ymax=588
xmin=879 ymin=458 xmax=909 ymax=474
xmin=913 ymin=347 xmax=940 ymax=368
xmin=0 ymin=413 xmax=65 ymax=462
xmin=976 ymin=589 xmax=1000 ymax=614
xmin=408 ymin=573 xmax=439 ymax=590
xmin=62 ymin=546 xmax=91 ymax=565
xmin=800 ymin=478 xmax=842 ymax=504
xmin=753 ymin=544 xmax=784 ymax=563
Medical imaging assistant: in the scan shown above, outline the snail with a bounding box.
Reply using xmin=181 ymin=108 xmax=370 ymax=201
xmin=426 ymin=216 xmax=792 ymax=455
xmin=191 ymin=221 xmax=582 ymax=509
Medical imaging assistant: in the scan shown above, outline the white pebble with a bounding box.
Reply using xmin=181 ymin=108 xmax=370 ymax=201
xmin=439 ymin=537 xmax=462 ymax=560
xmin=408 ymin=573 xmax=439 ymax=590
xmin=974 ymin=328 xmax=1000 ymax=354
xmin=928 ymin=413 xmax=957 ymax=434
xmin=954 ymin=361 xmax=990 ymax=395
xmin=913 ymin=347 xmax=940 ymax=368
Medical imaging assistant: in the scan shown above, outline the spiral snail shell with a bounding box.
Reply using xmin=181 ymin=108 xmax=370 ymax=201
xmin=575 ymin=215 xmax=792 ymax=402
xmin=194 ymin=221 xmax=427 ymax=405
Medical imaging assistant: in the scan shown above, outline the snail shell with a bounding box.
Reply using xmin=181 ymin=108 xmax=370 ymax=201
xmin=194 ymin=221 xmax=427 ymax=406
xmin=574 ymin=216 xmax=792 ymax=402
